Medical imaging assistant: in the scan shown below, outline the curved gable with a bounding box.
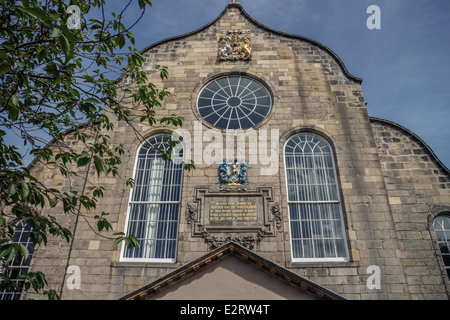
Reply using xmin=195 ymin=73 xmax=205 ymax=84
xmin=136 ymin=3 xmax=361 ymax=84
xmin=371 ymin=117 xmax=450 ymax=177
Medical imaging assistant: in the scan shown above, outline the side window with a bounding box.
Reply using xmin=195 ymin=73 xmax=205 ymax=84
xmin=0 ymin=221 xmax=36 ymax=300
xmin=433 ymin=215 xmax=450 ymax=279
xmin=284 ymin=133 xmax=348 ymax=262
xmin=121 ymin=134 xmax=184 ymax=262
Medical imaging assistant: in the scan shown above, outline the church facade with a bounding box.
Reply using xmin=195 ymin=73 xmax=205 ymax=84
xmin=7 ymin=2 xmax=450 ymax=300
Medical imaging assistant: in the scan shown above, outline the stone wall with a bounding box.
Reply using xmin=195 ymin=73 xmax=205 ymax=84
xmin=21 ymin=4 xmax=449 ymax=300
xmin=371 ymin=118 xmax=450 ymax=299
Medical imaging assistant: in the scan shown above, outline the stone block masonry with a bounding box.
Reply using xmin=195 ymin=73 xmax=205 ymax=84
xmin=371 ymin=118 xmax=450 ymax=299
xmin=20 ymin=4 xmax=450 ymax=300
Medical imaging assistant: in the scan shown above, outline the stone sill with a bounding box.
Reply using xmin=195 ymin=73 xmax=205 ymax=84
xmin=287 ymin=261 xmax=359 ymax=269
xmin=111 ymin=261 xmax=179 ymax=269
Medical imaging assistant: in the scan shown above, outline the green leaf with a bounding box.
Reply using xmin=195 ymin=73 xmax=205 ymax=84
xmin=49 ymin=197 xmax=58 ymax=208
xmin=0 ymin=238 xmax=12 ymax=246
xmin=0 ymin=63 xmax=10 ymax=75
xmin=89 ymin=18 xmax=103 ymax=25
xmin=0 ymin=49 xmax=8 ymax=60
xmin=50 ymin=28 xmax=62 ymax=38
xmin=93 ymin=156 xmax=107 ymax=176
xmin=114 ymin=236 xmax=124 ymax=246
xmin=138 ymin=0 xmax=147 ymax=10
xmin=2 ymin=43 xmax=15 ymax=51
xmin=117 ymin=34 xmax=126 ymax=49
xmin=8 ymin=183 xmax=17 ymax=197
xmin=0 ymin=244 xmax=13 ymax=259
xmin=18 ymin=244 xmax=29 ymax=261
xmin=77 ymin=151 xmax=90 ymax=167
xmin=3 ymin=245 xmax=18 ymax=263
xmin=126 ymin=178 xmax=135 ymax=187
xmin=44 ymin=62 xmax=58 ymax=76
xmin=103 ymin=220 xmax=112 ymax=232
xmin=184 ymin=160 xmax=196 ymax=172
xmin=18 ymin=6 xmax=51 ymax=26
xmin=30 ymin=230 xmax=46 ymax=246
xmin=44 ymin=289 xmax=60 ymax=300
xmin=97 ymin=220 xmax=104 ymax=232
xmin=21 ymin=180 xmax=30 ymax=198
xmin=126 ymin=235 xmax=139 ymax=248
xmin=58 ymin=34 xmax=71 ymax=59
xmin=11 ymin=94 xmax=19 ymax=106
xmin=35 ymin=188 xmax=46 ymax=208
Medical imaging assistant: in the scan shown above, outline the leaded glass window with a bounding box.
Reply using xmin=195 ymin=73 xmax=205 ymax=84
xmin=197 ymin=75 xmax=272 ymax=130
xmin=284 ymin=133 xmax=348 ymax=262
xmin=0 ymin=221 xmax=36 ymax=300
xmin=121 ymin=134 xmax=183 ymax=262
xmin=433 ymin=215 xmax=450 ymax=279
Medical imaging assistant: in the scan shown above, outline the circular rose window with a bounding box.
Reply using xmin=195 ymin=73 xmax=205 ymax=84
xmin=197 ymin=75 xmax=272 ymax=130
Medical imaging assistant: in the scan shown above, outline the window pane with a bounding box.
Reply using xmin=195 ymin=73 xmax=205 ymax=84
xmin=336 ymin=239 xmax=348 ymax=257
xmin=439 ymin=243 xmax=449 ymax=254
xmin=290 ymin=221 xmax=301 ymax=238
xmin=1 ymin=221 xmax=36 ymax=300
xmin=442 ymin=254 xmax=450 ymax=266
xmin=197 ymin=76 xmax=272 ymax=130
xmin=285 ymin=133 xmax=348 ymax=261
xmin=323 ymin=239 xmax=335 ymax=258
xmin=434 ymin=215 xmax=450 ymax=279
xmin=123 ymin=135 xmax=182 ymax=261
xmin=302 ymin=240 xmax=313 ymax=258
xmin=313 ymin=239 xmax=325 ymax=258
xmin=292 ymin=240 xmax=303 ymax=258
xmin=301 ymin=221 xmax=311 ymax=239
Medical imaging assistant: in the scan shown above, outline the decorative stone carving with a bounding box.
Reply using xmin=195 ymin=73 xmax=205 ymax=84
xmin=198 ymin=224 xmax=272 ymax=250
xmin=271 ymin=202 xmax=282 ymax=230
xmin=206 ymin=234 xmax=257 ymax=250
xmin=218 ymin=30 xmax=251 ymax=61
xmin=185 ymin=203 xmax=197 ymax=229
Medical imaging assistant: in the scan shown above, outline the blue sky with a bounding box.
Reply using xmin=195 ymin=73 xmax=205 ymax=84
xmin=5 ymin=0 xmax=449 ymax=169
xmin=124 ymin=0 xmax=450 ymax=168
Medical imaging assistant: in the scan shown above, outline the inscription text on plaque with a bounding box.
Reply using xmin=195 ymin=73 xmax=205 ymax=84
xmin=210 ymin=201 xmax=258 ymax=222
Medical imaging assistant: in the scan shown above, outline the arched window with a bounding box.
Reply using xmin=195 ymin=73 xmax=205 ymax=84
xmin=121 ymin=134 xmax=184 ymax=262
xmin=284 ymin=133 xmax=348 ymax=262
xmin=433 ymin=215 xmax=450 ymax=279
xmin=0 ymin=221 xmax=36 ymax=300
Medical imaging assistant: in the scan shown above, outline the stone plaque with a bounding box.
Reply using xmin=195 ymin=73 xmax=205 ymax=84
xmin=188 ymin=187 xmax=281 ymax=250
xmin=206 ymin=197 xmax=261 ymax=226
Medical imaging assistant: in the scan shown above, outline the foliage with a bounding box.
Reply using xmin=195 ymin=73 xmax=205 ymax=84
xmin=0 ymin=0 xmax=193 ymax=299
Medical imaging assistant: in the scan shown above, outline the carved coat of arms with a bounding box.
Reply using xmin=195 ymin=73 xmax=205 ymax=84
xmin=219 ymin=159 xmax=247 ymax=191
xmin=218 ymin=30 xmax=251 ymax=61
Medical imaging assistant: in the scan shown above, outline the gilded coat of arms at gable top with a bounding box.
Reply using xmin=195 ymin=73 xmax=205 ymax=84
xmin=218 ymin=30 xmax=252 ymax=61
